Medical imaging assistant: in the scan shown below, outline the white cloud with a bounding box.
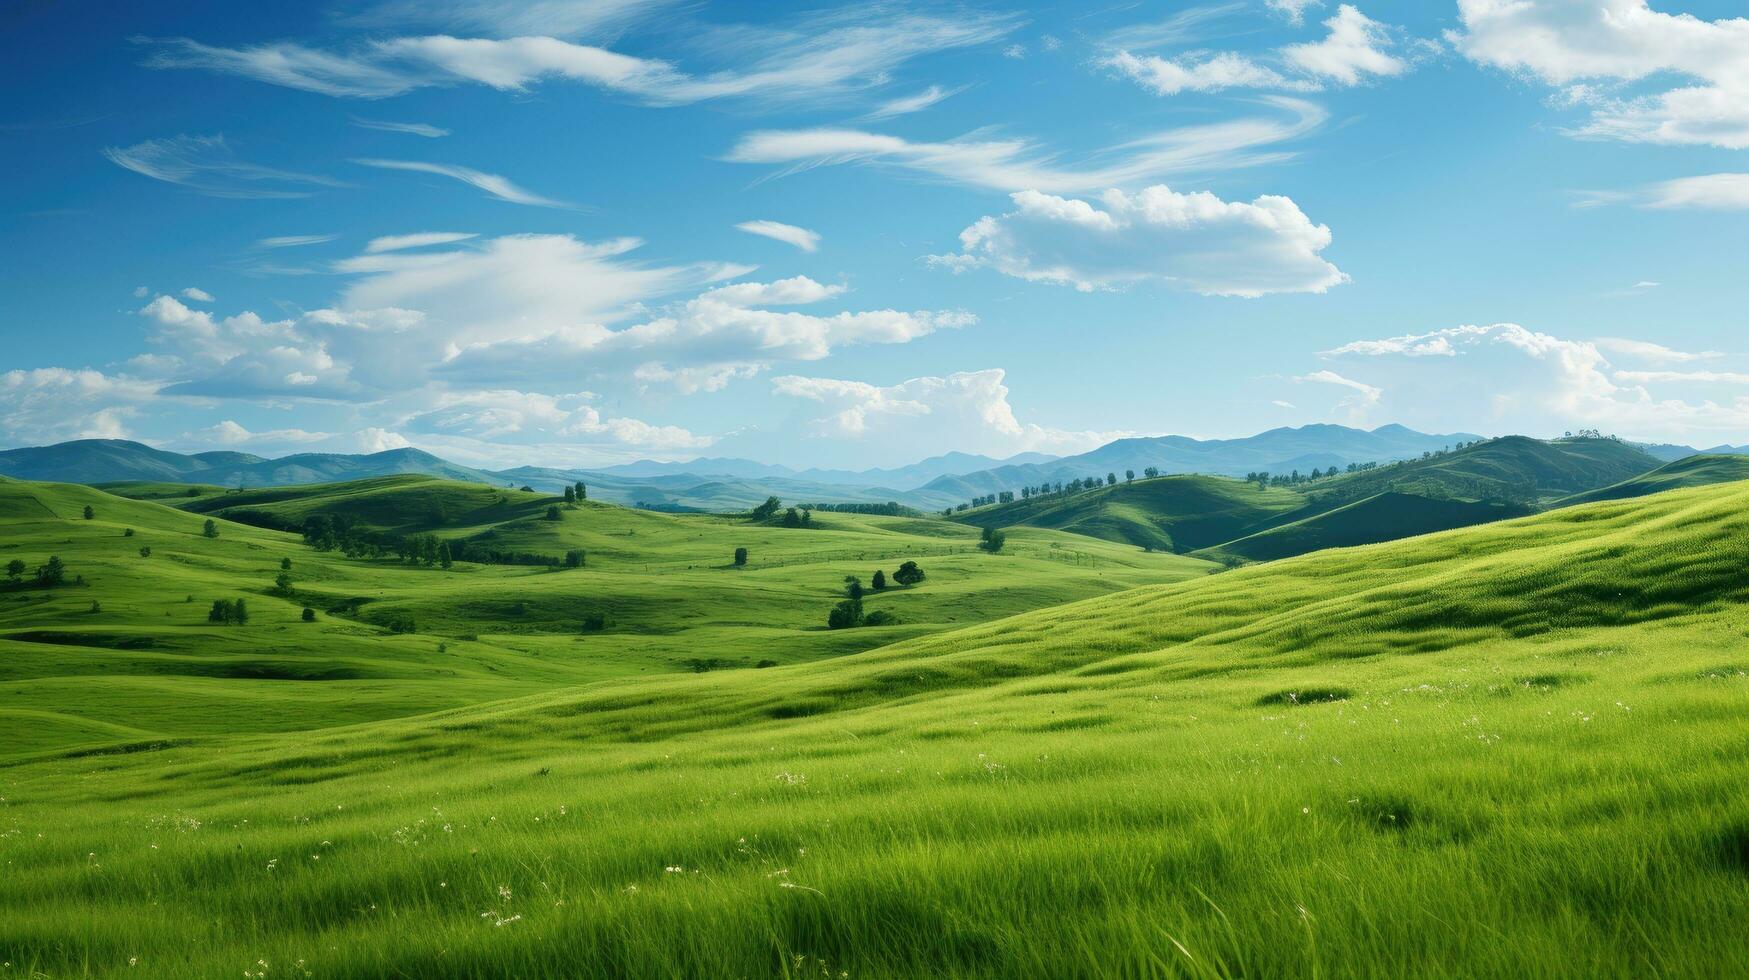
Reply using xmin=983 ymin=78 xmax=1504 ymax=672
xmin=1102 ymin=4 xmax=1411 ymax=97
xmin=364 ymin=231 xmax=479 ymax=252
xmin=256 ymin=234 xmax=338 ymax=248
xmin=353 ymin=158 xmax=571 ymax=207
xmin=734 ymin=219 xmax=820 ymax=252
xmin=929 ymin=185 xmax=1347 ymax=297
xmin=1452 ymin=0 xmax=1749 ymax=149
xmin=0 ymin=368 xmax=161 ymax=445
xmin=1268 ymin=0 xmax=1323 ymax=25
xmin=1002 ymin=44 xmax=1027 ymax=60
xmin=438 ymin=274 xmax=973 ymax=387
xmin=402 ymin=388 xmax=711 ymax=454
xmin=1296 ymin=369 xmax=1382 ymax=420
xmin=1281 ymin=5 xmax=1407 ymax=85
xmin=1324 ymin=322 xmax=1749 ymax=441
xmin=196 ymin=419 xmax=331 ymax=445
xmin=769 ymin=368 xmax=1133 ymax=459
xmin=1272 ymin=399 xmax=1298 ymax=408
xmin=350 ymin=116 xmax=450 ymax=137
xmin=1595 ymin=338 xmax=1721 ymax=363
xmin=181 ymin=287 xmax=214 ymax=302
xmin=1645 ymin=173 xmax=1749 ymax=210
xmin=726 ymin=97 xmax=1326 ymax=192
xmin=357 ymin=427 xmax=412 ymax=452
xmin=1102 ymin=50 xmax=1291 ymax=96
xmin=141 ymin=11 xmax=1013 ymax=105
xmin=103 ymin=134 xmax=342 ymax=198
xmin=632 ymin=362 xmax=764 ymax=394
xmin=865 ymin=84 xmax=961 ymax=119
xmin=341 ymin=0 xmax=675 ymax=39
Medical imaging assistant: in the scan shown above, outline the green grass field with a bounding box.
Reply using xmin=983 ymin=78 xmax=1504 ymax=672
xmin=4 ymin=473 xmax=1749 ymax=977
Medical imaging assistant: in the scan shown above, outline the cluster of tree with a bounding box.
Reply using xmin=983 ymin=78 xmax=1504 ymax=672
xmin=300 ymin=514 xmax=387 ymax=557
xmin=749 ymin=496 xmax=815 ymax=528
xmin=799 ymin=502 xmax=920 ymax=517
xmin=979 ymin=526 xmax=1007 ymax=553
xmin=965 ymin=491 xmax=1016 ymax=509
xmin=781 ymin=507 xmax=814 ymax=528
xmin=561 ymin=481 xmax=587 ymax=503
xmin=397 ymin=534 xmax=456 ymax=568
xmin=750 ymin=496 xmax=783 ymax=521
xmin=4 ymin=556 xmax=67 ymax=587
xmin=207 ymin=598 xmax=249 ymax=625
xmin=826 ymin=575 xmax=900 ymax=630
xmin=1246 ymin=465 xmax=1368 ymax=488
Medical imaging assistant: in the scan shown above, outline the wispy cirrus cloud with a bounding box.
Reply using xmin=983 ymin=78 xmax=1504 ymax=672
xmin=137 ymin=11 xmax=1015 ymax=106
xmin=256 ymin=234 xmax=339 ymax=248
xmin=364 ymin=231 xmax=478 ymax=253
xmin=353 ymin=158 xmax=574 ymax=208
xmin=351 ymin=116 xmax=450 ymax=137
xmin=104 ymin=134 xmax=343 ymax=199
xmin=864 ymin=84 xmax=963 ymax=120
xmin=735 ymin=220 xmax=820 ymax=252
xmin=725 ymin=96 xmax=1326 ymax=193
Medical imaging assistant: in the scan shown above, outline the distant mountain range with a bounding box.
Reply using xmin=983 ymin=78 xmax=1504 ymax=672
xmin=0 ymin=426 xmax=1728 ymax=513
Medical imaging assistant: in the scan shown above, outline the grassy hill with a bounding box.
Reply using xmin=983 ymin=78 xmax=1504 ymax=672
xmin=0 ymin=476 xmax=1209 ymax=758
xmin=1557 ymin=452 xmax=1749 ymax=506
xmin=950 ymin=474 xmax=1305 ymax=552
xmin=950 ymin=436 xmax=1660 ymax=561
xmin=2 ymin=476 xmax=1748 ymax=975
xmin=1194 ymin=490 xmax=1534 ymax=563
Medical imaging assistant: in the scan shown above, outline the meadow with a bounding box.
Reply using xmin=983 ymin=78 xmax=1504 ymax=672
xmin=2 ymin=474 xmax=1748 ymax=976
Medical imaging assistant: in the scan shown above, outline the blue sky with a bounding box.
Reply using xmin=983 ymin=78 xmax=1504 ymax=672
xmin=3 ymin=0 xmax=1748 ymax=469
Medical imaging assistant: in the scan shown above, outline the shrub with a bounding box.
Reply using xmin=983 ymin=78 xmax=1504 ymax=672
xmin=580 ymin=613 xmax=607 ymax=632
xmin=893 ymin=560 xmax=925 ymax=586
xmin=863 ymin=609 xmax=899 ymax=626
xmin=565 ymin=549 xmax=586 ymax=568
xmin=139 ymin=546 xmax=152 ymax=558
xmin=301 ymin=607 xmax=316 ymax=623
xmin=827 ymin=597 xmax=863 ymax=630
xmin=545 ymin=505 xmax=562 ymax=521
xmin=202 ymin=519 xmax=219 ymax=538
xmin=83 ymin=505 xmax=94 ymax=520
xmin=123 ymin=528 xmax=134 ymax=537
xmin=871 ymin=569 xmax=886 ymax=590
xmin=734 ymin=547 xmax=748 ymax=567
xmin=979 ymin=526 xmax=1007 ymax=553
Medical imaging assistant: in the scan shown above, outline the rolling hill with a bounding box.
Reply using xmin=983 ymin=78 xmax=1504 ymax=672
xmin=3 ymin=474 xmax=1748 ymax=976
xmin=1557 ymin=452 xmax=1749 ymax=506
xmin=949 ymin=436 xmax=1661 ymax=560
xmin=922 ymin=423 xmax=1483 ymax=499
xmin=0 ymin=438 xmax=497 ymax=487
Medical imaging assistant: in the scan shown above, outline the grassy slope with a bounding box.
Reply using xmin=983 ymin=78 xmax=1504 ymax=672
xmin=951 ymin=436 xmax=1659 ymax=561
xmin=1195 ymin=491 xmax=1534 ymax=563
xmin=1 ymin=480 xmax=1748 ymax=975
xmin=0 ymin=477 xmax=1208 ymax=758
xmin=950 ymin=475 xmax=1306 ymax=552
xmin=1557 ymin=452 xmax=1749 ymax=506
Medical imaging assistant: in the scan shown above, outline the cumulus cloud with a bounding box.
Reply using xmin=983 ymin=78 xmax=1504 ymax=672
xmin=725 ymin=97 xmax=1326 ymax=193
xmin=353 ymin=158 xmax=572 ymax=207
xmin=1268 ymin=0 xmax=1324 ymax=25
xmin=1594 ymin=338 xmax=1723 ymax=363
xmin=734 ymin=219 xmax=820 ymax=252
xmin=181 ymin=287 xmax=214 ymax=302
xmin=0 ymin=368 xmax=161 ymax=444
xmin=139 ymin=11 xmax=1013 ymax=105
xmin=195 ymin=419 xmax=331 ymax=445
xmin=1323 ymin=322 xmax=1749 ymax=441
xmin=103 ymin=134 xmax=342 ymax=198
xmin=1101 ymin=4 xmax=1411 ymax=97
xmin=1452 ymin=0 xmax=1749 ymax=149
xmin=928 ymin=185 xmax=1347 ymax=297
xmin=769 ymin=368 xmax=1134 ymax=459
xmin=438 ymin=274 xmax=973 ymax=387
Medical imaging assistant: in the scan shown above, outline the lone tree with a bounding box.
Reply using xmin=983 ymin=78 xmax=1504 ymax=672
xmin=871 ymin=569 xmax=886 ymax=590
xmin=439 ymin=542 xmax=454 ymax=569
xmin=1126 ymin=469 xmax=1135 ymax=483
xmin=843 ymin=575 xmax=864 ymax=600
xmin=139 ymin=546 xmax=152 ymax=558
xmin=979 ymin=526 xmax=1007 ymax=553
xmin=301 ymin=607 xmax=317 ymax=622
xmin=36 ymin=556 xmax=66 ymax=587
xmin=563 ymin=485 xmax=576 ymax=505
xmin=202 ymin=519 xmax=219 ymax=539
xmin=751 ymin=496 xmax=782 ymax=521
xmin=5 ymin=559 xmax=24 ymax=582
xmin=274 ymin=571 xmax=293 ymax=595
xmin=574 ymin=481 xmax=587 ymax=501
xmin=281 ymin=557 xmax=292 ymax=570
xmin=83 ymin=505 xmax=95 ymax=520
xmin=893 ymin=560 xmax=925 ymax=586
xmin=545 ymin=505 xmax=563 ymax=521
xmin=734 ymin=547 xmax=748 ymax=567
